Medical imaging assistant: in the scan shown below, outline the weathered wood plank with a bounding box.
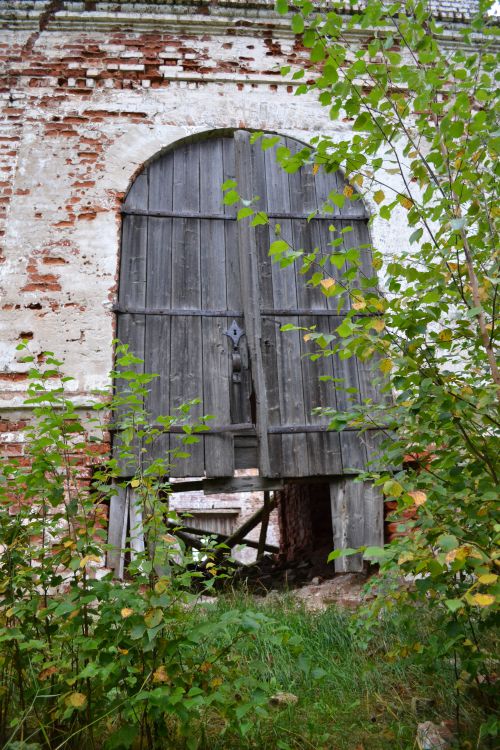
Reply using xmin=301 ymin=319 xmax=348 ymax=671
xmin=234 ymin=130 xmax=272 ymax=477
xmin=144 ymin=216 xmax=172 ymax=466
xmin=116 ymin=213 xmax=148 ymax=472
xmin=329 ymin=479 xmax=383 ymax=572
xmin=107 ymin=484 xmax=129 ymax=578
xmin=200 ymin=219 xmax=234 ymax=476
xmin=287 ymin=151 xmax=342 ymax=475
xmin=199 ymin=138 xmax=234 ymax=476
xmin=169 ymin=142 xmax=204 ymax=477
xmin=129 ymin=488 xmax=145 ymax=561
xmin=148 ymin=150 xmax=174 ymax=213
xmin=123 ymin=170 xmax=149 ymax=212
xmin=265 ymin=146 xmax=308 ymax=478
xmin=329 ymin=479 xmax=363 ymax=572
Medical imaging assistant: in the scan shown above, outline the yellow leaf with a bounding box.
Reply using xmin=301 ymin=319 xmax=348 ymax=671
xmin=303 ymin=333 xmax=312 ymax=342
xmin=320 ymin=278 xmax=335 ymax=290
xmin=353 ymin=173 xmax=363 ymax=187
xmin=130 ymin=479 xmax=140 ymax=488
xmin=438 ymin=329 xmax=452 ymax=342
xmin=445 ymin=549 xmax=458 ymax=563
xmin=63 ymin=540 xmax=75 ymax=548
xmin=398 ymin=552 xmax=414 ymax=564
xmin=343 ymin=185 xmax=354 ymax=198
xmin=379 ymin=358 xmax=393 ymax=375
xmin=121 ymin=607 xmax=134 ymax=619
xmin=153 ymin=665 xmax=169 ymax=683
xmin=118 ymin=648 xmax=129 ymax=655
xmin=372 ymin=298 xmax=385 ymax=311
xmin=352 ymin=298 xmax=366 ymax=310
xmin=478 ymin=574 xmax=498 ymax=585
xmin=210 ymin=677 xmax=223 ymax=688
xmin=39 ymin=666 xmax=58 ymax=681
xmin=401 ymin=196 xmax=413 ymax=210
xmin=408 ymin=490 xmax=426 ymax=506
xmin=79 ymin=554 xmax=100 ymax=568
xmin=66 ymin=692 xmax=87 ymax=709
xmin=471 ymin=594 xmax=495 ymax=607
xmin=154 ymin=579 xmax=168 ymax=594
xmin=374 ymin=189 xmax=385 ymax=204
xmin=312 ymin=163 xmax=320 ymax=175
xmin=371 ymin=318 xmax=385 ymax=333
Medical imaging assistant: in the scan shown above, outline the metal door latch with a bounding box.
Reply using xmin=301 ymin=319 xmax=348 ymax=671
xmin=224 ymin=320 xmax=245 ymax=349
xmin=224 ymin=320 xmax=245 ymax=383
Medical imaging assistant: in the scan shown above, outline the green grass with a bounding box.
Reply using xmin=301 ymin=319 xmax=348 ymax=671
xmin=200 ymin=595 xmax=482 ymax=750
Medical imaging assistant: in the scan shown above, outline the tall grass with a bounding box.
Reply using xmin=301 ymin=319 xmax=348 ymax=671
xmin=200 ymin=595 xmax=482 ymax=750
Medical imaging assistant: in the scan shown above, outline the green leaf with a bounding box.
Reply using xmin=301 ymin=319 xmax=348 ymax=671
xmin=330 ymin=193 xmax=345 ymax=209
xmin=353 ymin=112 xmax=371 ymax=131
xmin=269 ymin=240 xmax=289 ymax=257
xmin=336 ymin=320 xmax=353 ymax=338
xmin=445 ymin=599 xmax=464 ymax=613
xmin=276 ymin=0 xmax=289 ymax=14
xmin=437 ymin=534 xmax=458 ymax=551
xmin=237 ymin=206 xmax=254 ymax=220
xmin=327 ymin=548 xmax=358 ymax=561
xmin=409 ymin=227 xmax=423 ymax=244
xmin=223 ymin=190 xmax=240 ymax=206
xmin=292 ymin=14 xmax=304 ymax=34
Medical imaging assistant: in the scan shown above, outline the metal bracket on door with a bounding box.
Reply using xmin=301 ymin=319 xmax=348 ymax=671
xmin=224 ymin=320 xmax=245 ymax=384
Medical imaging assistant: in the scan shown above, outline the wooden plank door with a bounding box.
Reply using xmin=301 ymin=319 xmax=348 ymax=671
xmin=118 ymin=131 xmax=383 ymax=480
xmin=118 ymin=137 xmax=243 ymax=478
xmin=234 ymin=131 xmax=379 ymax=477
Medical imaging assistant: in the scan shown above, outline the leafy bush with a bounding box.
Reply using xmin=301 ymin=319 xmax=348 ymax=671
xmin=224 ymin=0 xmax=499 ymax=742
xmin=0 ymin=345 xmax=295 ymax=749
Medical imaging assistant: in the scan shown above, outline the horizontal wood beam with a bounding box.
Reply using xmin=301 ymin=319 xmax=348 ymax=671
xmin=114 ymin=306 xmax=377 ymax=318
xmin=169 ymin=476 xmax=284 ymax=495
xmin=121 ymin=208 xmax=369 ymax=221
xmin=146 ymin=424 xmax=383 ymax=436
xmin=113 ymin=306 xmax=244 ymax=317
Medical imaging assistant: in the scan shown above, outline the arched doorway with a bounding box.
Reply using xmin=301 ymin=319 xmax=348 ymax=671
xmin=115 ymin=130 xmax=379 ymax=482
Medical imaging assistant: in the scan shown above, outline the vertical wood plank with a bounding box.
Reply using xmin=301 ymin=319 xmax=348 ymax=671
xmin=123 ymin=170 xmax=149 ymax=212
xmin=129 ymin=488 xmax=145 ymax=561
xmin=223 ymin=137 xmax=252 ymax=427
xmin=199 ymin=139 xmax=234 ymax=476
xmin=363 ymin=480 xmax=384 ymax=548
xmin=170 ymin=142 xmax=204 ymax=477
xmin=329 ymin=479 xmax=383 ymax=573
xmin=200 ymin=217 xmax=234 ymax=476
xmin=264 ymin=145 xmax=308 ymax=478
xmin=107 ymin=484 xmax=129 ymax=578
xmin=288 ymin=148 xmax=342 ymax=475
xmin=148 ymin=151 xmax=174 ymax=213
xmin=234 ymin=130 xmax=272 ymax=477
xmin=329 ymin=478 xmax=363 ymax=572
xmin=116 ymin=213 xmax=148 ymax=473
xmin=144 ymin=216 xmax=172 ymax=467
